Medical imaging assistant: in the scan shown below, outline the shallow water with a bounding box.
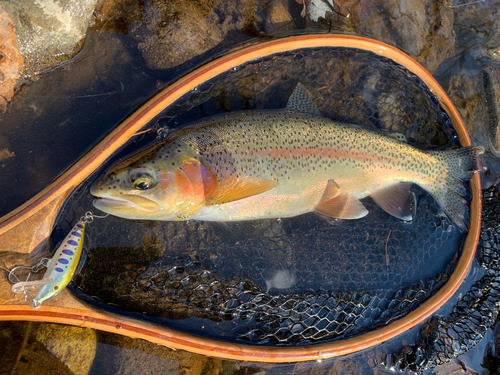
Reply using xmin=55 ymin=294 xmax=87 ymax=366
xmin=2 ymin=0 xmax=500 ymax=373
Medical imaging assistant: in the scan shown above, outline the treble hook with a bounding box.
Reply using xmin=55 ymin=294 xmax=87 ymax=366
xmin=8 ymin=258 xmax=48 ymax=284
xmin=8 ymin=265 xmax=32 ymax=284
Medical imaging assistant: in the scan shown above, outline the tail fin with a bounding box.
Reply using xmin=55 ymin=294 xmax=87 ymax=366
xmin=431 ymin=146 xmax=484 ymax=231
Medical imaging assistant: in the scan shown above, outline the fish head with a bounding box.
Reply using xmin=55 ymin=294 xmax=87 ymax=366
xmin=91 ymin=142 xmax=215 ymax=220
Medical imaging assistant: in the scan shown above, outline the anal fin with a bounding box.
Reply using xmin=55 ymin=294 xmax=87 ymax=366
xmin=314 ymin=180 xmax=369 ymax=219
xmin=371 ymin=182 xmax=413 ymax=221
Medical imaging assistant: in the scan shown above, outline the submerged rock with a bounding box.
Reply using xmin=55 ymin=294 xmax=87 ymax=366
xmin=93 ymin=331 xmax=222 ymax=375
xmin=129 ymin=0 xmax=244 ymax=70
xmin=34 ymin=324 xmax=97 ymax=375
xmin=1 ymin=0 xmax=99 ymax=79
xmin=0 ymin=4 xmax=23 ymax=113
xmin=482 ymin=66 xmax=500 ymax=157
xmin=304 ymin=0 xmax=455 ymax=73
xmin=94 ymin=0 xmax=144 ymax=35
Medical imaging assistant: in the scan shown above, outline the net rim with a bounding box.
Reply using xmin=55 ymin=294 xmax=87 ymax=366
xmin=0 ymin=34 xmax=481 ymax=362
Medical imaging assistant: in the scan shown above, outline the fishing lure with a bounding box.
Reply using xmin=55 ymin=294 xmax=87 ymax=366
xmin=8 ymin=211 xmax=102 ymax=308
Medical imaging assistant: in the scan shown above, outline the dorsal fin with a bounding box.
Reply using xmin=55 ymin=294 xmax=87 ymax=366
xmin=286 ymin=83 xmax=321 ymax=116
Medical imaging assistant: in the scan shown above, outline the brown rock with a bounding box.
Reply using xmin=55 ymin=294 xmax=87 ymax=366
xmin=131 ymin=12 xmax=222 ymax=70
xmin=306 ymin=0 xmax=455 ymax=73
xmin=263 ymin=0 xmax=295 ymax=34
xmin=94 ymin=0 xmax=144 ymax=35
xmin=34 ymin=323 xmax=97 ymax=375
xmin=94 ymin=332 xmax=210 ymax=375
xmin=0 ymin=148 xmax=14 ymax=162
xmin=0 ymin=4 xmax=23 ymax=113
xmin=130 ymin=0 xmax=246 ymax=70
xmin=0 ymin=321 xmax=76 ymax=375
xmin=448 ymin=71 xmax=488 ymax=148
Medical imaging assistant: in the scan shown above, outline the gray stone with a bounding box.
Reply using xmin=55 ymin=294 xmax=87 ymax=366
xmin=2 ymin=0 xmax=99 ymax=78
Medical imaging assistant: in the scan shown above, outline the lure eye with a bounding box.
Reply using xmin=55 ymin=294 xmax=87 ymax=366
xmin=129 ymin=168 xmax=156 ymax=190
xmin=53 ymin=285 xmax=59 ymax=291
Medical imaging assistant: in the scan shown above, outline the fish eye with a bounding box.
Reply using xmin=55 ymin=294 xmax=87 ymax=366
xmin=133 ymin=177 xmax=153 ymax=190
xmin=129 ymin=168 xmax=156 ymax=190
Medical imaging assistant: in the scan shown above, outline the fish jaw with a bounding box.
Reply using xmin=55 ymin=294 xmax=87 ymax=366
xmin=91 ymin=185 xmax=180 ymax=220
xmin=92 ymin=195 xmax=168 ymax=220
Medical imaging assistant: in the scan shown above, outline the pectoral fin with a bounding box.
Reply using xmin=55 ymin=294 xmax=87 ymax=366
xmin=314 ymin=180 xmax=369 ymax=219
xmin=371 ymin=182 xmax=413 ymax=221
xmin=207 ymin=177 xmax=278 ymax=205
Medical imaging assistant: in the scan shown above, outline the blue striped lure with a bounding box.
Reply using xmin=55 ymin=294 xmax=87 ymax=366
xmin=32 ymin=219 xmax=87 ymax=307
xmin=9 ymin=211 xmax=104 ymax=308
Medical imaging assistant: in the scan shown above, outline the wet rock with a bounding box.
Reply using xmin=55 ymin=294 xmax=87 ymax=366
xmin=433 ymin=360 xmax=476 ymax=374
xmin=0 ymin=321 xmax=94 ymax=375
xmin=263 ymin=0 xmax=295 ymax=34
xmin=34 ymin=323 xmax=97 ymax=375
xmin=482 ymin=66 xmax=500 ymax=157
xmin=93 ymin=332 xmax=227 ymax=375
xmin=94 ymin=0 xmax=144 ymax=35
xmin=0 ymin=4 xmax=23 ymax=113
xmin=0 ymin=148 xmax=14 ymax=162
xmin=241 ymin=0 xmax=296 ymax=38
xmin=305 ymin=0 xmax=455 ymax=73
xmin=129 ymin=0 xmax=245 ymax=70
xmin=293 ymin=358 xmax=365 ymax=374
xmin=454 ymin=0 xmax=500 ymax=62
xmin=449 ymin=71 xmax=486 ymax=142
xmin=472 ymin=29 xmax=500 ymax=62
xmin=1 ymin=0 xmax=99 ymax=78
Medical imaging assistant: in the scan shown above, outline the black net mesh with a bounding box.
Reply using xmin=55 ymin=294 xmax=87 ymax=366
xmin=386 ymin=185 xmax=500 ymax=373
xmin=52 ymin=46 xmax=470 ymax=346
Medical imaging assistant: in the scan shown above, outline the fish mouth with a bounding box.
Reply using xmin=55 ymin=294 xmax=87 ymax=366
xmin=92 ymin=194 xmax=161 ymax=214
xmin=90 ymin=182 xmax=151 ymax=212
xmin=92 ymin=198 xmax=141 ymax=215
xmin=93 ymin=197 xmax=138 ymax=210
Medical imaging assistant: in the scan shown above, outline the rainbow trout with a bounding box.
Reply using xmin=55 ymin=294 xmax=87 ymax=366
xmin=91 ymin=84 xmax=483 ymax=230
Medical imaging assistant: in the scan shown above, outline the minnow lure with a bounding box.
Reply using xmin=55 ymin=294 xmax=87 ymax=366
xmin=8 ymin=212 xmax=103 ymax=308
